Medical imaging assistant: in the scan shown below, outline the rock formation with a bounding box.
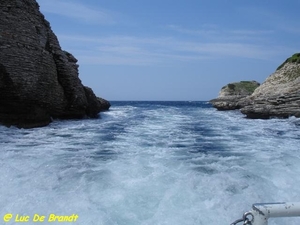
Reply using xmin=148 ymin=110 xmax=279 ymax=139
xmin=241 ymin=53 xmax=300 ymax=119
xmin=0 ymin=0 xmax=110 ymax=128
xmin=210 ymin=81 xmax=260 ymax=110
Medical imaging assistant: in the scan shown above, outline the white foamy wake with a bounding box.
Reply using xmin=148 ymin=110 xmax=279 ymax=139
xmin=0 ymin=102 xmax=300 ymax=225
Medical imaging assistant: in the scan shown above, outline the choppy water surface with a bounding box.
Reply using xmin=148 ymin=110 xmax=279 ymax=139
xmin=1 ymin=101 xmax=300 ymax=225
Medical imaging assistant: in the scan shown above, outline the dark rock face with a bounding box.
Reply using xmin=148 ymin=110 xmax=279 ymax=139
xmin=209 ymin=81 xmax=260 ymax=110
xmin=0 ymin=0 xmax=110 ymax=128
xmin=209 ymin=96 xmax=245 ymax=110
xmin=83 ymin=86 xmax=111 ymax=118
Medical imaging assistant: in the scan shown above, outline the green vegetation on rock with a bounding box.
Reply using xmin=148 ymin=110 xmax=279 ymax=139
xmin=238 ymin=81 xmax=260 ymax=93
xmin=225 ymin=81 xmax=259 ymax=95
xmin=277 ymin=53 xmax=300 ymax=70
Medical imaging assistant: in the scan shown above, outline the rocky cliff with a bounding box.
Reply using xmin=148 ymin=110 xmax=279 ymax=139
xmin=0 ymin=0 xmax=110 ymax=128
xmin=210 ymin=81 xmax=260 ymax=110
xmin=241 ymin=53 xmax=300 ymax=118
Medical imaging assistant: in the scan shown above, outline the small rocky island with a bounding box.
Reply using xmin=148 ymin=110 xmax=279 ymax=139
xmin=0 ymin=0 xmax=110 ymax=128
xmin=211 ymin=53 xmax=300 ymax=119
xmin=210 ymin=81 xmax=260 ymax=110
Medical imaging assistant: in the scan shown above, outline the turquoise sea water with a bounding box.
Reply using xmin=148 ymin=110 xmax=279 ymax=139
xmin=1 ymin=101 xmax=300 ymax=225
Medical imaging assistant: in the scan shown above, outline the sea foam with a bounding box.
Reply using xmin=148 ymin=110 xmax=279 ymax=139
xmin=0 ymin=101 xmax=300 ymax=225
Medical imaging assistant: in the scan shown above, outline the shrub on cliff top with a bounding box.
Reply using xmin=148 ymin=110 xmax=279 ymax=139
xmin=234 ymin=81 xmax=259 ymax=93
xmin=223 ymin=81 xmax=259 ymax=95
xmin=277 ymin=53 xmax=300 ymax=70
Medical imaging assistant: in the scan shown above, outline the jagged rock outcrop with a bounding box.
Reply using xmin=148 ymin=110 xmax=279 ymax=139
xmin=210 ymin=81 xmax=260 ymax=110
xmin=0 ymin=0 xmax=110 ymax=128
xmin=241 ymin=54 xmax=300 ymax=119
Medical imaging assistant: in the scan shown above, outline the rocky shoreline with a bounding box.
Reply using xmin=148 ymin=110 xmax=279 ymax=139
xmin=210 ymin=53 xmax=300 ymax=119
xmin=209 ymin=81 xmax=260 ymax=110
xmin=0 ymin=0 xmax=110 ymax=128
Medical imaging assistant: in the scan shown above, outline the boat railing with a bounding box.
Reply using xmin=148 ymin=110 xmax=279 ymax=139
xmin=230 ymin=202 xmax=300 ymax=225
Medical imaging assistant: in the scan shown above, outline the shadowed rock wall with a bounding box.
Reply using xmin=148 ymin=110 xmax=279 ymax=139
xmin=0 ymin=0 xmax=110 ymax=128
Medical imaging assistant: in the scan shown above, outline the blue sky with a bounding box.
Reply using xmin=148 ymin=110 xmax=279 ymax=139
xmin=37 ymin=0 xmax=300 ymax=101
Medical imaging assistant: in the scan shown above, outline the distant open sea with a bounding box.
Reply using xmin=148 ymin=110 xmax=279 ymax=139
xmin=1 ymin=101 xmax=300 ymax=225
